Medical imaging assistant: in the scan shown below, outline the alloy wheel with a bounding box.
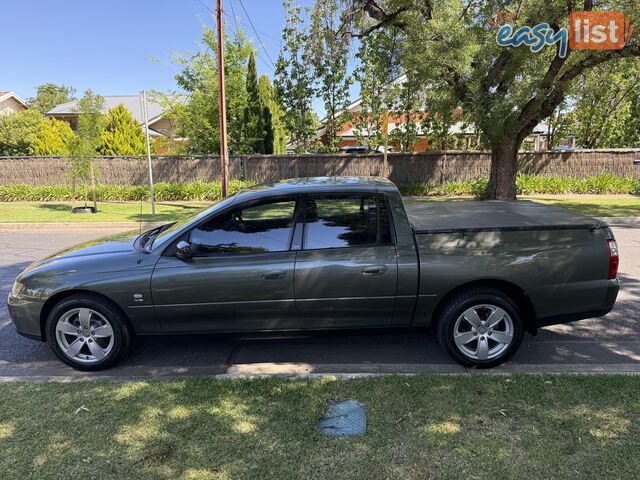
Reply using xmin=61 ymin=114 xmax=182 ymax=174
xmin=453 ymin=304 xmax=514 ymax=361
xmin=55 ymin=308 xmax=115 ymax=364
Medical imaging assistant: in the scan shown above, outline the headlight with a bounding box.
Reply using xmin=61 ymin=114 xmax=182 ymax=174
xmin=10 ymin=281 xmax=24 ymax=297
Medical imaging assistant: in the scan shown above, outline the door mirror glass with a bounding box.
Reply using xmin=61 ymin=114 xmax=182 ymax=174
xmin=175 ymin=240 xmax=192 ymax=259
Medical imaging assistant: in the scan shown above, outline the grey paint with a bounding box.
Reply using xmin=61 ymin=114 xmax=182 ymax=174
xmin=7 ymin=177 xmax=619 ymax=342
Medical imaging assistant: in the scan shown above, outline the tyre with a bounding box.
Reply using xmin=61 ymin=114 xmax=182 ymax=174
xmin=434 ymin=287 xmax=525 ymax=368
xmin=45 ymin=293 xmax=132 ymax=371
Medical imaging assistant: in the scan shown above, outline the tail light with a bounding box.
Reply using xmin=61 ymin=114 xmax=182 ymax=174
xmin=607 ymin=239 xmax=619 ymax=279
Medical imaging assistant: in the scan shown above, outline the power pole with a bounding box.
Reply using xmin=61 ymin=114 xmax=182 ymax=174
xmin=216 ymin=0 xmax=230 ymax=197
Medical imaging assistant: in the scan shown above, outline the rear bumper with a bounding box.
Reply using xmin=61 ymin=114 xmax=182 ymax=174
xmin=7 ymin=294 xmax=45 ymax=341
xmin=533 ymin=278 xmax=619 ymax=329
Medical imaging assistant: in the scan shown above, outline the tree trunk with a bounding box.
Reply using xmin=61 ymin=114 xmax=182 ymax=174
xmin=486 ymin=142 xmax=519 ymax=200
xmin=89 ymin=164 xmax=97 ymax=211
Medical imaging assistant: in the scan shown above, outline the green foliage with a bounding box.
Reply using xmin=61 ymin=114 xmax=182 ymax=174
xmin=3 ymin=175 xmax=637 ymax=202
xmin=258 ymin=75 xmax=287 ymax=154
xmin=67 ymin=90 xmax=105 ymax=206
xmin=68 ymin=90 xmax=105 ymax=179
xmin=259 ymin=76 xmax=283 ymax=154
xmin=569 ymin=59 xmax=640 ymax=148
xmin=342 ymin=0 xmax=640 ymax=198
xmin=158 ymin=27 xmax=254 ymax=155
xmin=27 ymin=83 xmax=76 ymax=113
xmin=99 ymin=104 xmax=147 ymax=155
xmin=33 ymin=118 xmax=75 ymax=155
xmin=398 ymin=174 xmax=640 ymax=197
xmin=308 ymin=0 xmax=352 ymax=151
xmin=275 ymin=0 xmax=316 ymax=153
xmin=0 ymin=180 xmax=255 ymax=202
xmin=0 ymin=109 xmax=44 ymax=156
xmin=243 ymin=52 xmax=265 ymax=153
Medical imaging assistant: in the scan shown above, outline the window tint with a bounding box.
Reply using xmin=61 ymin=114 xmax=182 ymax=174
xmin=303 ymin=194 xmax=392 ymax=250
xmin=189 ymin=200 xmax=297 ymax=255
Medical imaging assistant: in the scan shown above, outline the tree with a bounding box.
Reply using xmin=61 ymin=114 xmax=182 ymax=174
xmin=244 ymin=52 xmax=265 ymax=153
xmin=68 ymin=90 xmax=105 ymax=210
xmin=28 ymin=84 xmax=76 ymax=113
xmin=275 ymin=0 xmax=316 ymax=153
xmin=33 ymin=118 xmax=75 ymax=155
xmin=569 ymin=60 xmax=640 ymax=148
xmin=158 ymin=27 xmax=254 ymax=155
xmin=258 ymin=74 xmax=287 ymax=154
xmin=0 ymin=109 xmax=43 ymax=156
xmin=308 ymin=0 xmax=352 ymax=151
xmin=341 ymin=0 xmax=640 ymax=199
xmin=99 ymin=104 xmax=147 ymax=155
xmin=351 ymin=31 xmax=395 ymax=149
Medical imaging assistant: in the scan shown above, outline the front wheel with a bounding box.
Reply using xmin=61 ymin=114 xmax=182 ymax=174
xmin=46 ymin=294 xmax=132 ymax=371
xmin=435 ymin=288 xmax=525 ymax=368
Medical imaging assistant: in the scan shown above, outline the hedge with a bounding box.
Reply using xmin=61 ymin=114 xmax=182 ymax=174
xmin=398 ymin=173 xmax=640 ymax=197
xmin=0 ymin=174 xmax=638 ymax=202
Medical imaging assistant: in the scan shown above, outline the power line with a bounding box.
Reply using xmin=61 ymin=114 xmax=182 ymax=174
xmin=193 ymin=0 xmax=278 ymax=72
xmin=235 ymin=0 xmax=277 ymax=69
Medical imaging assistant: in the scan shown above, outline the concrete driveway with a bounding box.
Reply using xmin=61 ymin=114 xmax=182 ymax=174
xmin=1 ymin=223 xmax=639 ymax=379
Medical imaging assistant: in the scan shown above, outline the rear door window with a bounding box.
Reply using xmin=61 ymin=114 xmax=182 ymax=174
xmin=302 ymin=194 xmax=392 ymax=250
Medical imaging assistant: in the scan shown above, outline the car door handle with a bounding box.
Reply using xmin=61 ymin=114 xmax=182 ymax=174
xmin=361 ymin=265 xmax=387 ymax=276
xmin=262 ymin=270 xmax=287 ymax=280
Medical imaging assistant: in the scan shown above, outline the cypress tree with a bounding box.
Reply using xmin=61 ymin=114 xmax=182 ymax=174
xmin=245 ymin=52 xmax=265 ymax=153
xmin=263 ymin=106 xmax=274 ymax=154
xmin=99 ymin=104 xmax=146 ymax=155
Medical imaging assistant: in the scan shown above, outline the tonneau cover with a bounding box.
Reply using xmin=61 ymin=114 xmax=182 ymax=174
xmin=405 ymin=200 xmax=607 ymax=234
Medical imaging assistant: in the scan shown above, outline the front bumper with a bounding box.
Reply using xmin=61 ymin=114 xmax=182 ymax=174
xmin=7 ymin=294 xmax=45 ymax=341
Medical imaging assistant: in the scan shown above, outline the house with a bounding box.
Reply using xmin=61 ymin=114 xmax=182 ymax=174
xmin=46 ymin=95 xmax=176 ymax=138
xmin=315 ymin=75 xmax=563 ymax=152
xmin=313 ymin=75 xmax=480 ymax=152
xmin=0 ymin=91 xmax=28 ymax=115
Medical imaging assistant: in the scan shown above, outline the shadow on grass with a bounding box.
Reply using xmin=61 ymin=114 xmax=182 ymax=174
xmin=1 ymin=375 xmax=639 ymax=479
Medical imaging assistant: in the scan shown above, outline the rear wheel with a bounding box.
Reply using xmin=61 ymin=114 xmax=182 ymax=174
xmin=435 ymin=288 xmax=525 ymax=368
xmin=46 ymin=294 xmax=132 ymax=371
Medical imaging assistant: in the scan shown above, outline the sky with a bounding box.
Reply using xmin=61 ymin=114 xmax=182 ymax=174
xmin=2 ymin=0 xmax=334 ymax=112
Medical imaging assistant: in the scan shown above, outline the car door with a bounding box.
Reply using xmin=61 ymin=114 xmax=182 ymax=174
xmin=151 ymin=196 xmax=300 ymax=333
xmin=294 ymin=193 xmax=398 ymax=329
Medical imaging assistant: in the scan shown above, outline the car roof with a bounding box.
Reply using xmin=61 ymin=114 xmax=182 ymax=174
xmin=233 ymin=176 xmax=396 ymax=201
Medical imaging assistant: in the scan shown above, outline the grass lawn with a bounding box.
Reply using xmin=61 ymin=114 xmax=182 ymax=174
xmin=523 ymin=196 xmax=640 ymax=217
xmin=404 ymin=195 xmax=640 ymax=217
xmin=0 ymin=202 xmax=208 ymax=223
xmin=1 ymin=375 xmax=638 ymax=480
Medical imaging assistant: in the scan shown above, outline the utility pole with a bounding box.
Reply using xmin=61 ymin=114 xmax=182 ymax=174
xmin=216 ymin=0 xmax=230 ymax=197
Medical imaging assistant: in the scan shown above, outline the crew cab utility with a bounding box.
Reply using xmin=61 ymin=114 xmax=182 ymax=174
xmin=8 ymin=177 xmax=620 ymax=370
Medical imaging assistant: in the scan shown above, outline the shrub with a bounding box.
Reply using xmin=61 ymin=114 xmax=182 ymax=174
xmin=0 ymin=180 xmax=255 ymax=202
xmin=0 ymin=175 xmax=637 ymax=202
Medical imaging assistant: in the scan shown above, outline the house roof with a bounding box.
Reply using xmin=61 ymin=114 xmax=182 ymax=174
xmin=0 ymin=91 xmax=27 ymax=108
xmin=47 ymin=95 xmax=168 ymax=125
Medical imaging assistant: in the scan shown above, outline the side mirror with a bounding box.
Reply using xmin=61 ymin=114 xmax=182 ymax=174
xmin=175 ymin=240 xmax=193 ymax=260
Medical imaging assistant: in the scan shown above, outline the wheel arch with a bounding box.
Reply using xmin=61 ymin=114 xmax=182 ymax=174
xmin=431 ymin=279 xmax=538 ymax=334
xmin=40 ymin=289 xmax=136 ymax=340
